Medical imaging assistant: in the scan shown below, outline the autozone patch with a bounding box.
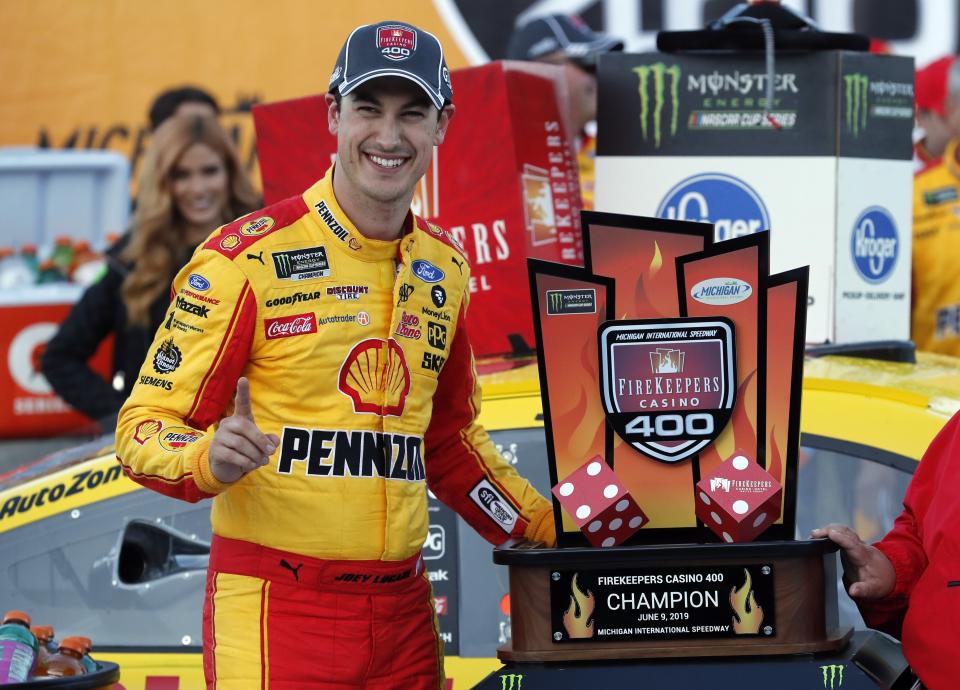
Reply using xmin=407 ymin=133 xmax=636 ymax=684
xmin=272 ymin=246 xmax=332 ymax=281
xmin=469 ymin=479 xmax=518 ymax=533
xmin=598 ymin=317 xmax=736 ymax=464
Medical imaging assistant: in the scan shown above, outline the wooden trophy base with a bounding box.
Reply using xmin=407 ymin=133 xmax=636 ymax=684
xmin=493 ymin=539 xmax=852 ymax=662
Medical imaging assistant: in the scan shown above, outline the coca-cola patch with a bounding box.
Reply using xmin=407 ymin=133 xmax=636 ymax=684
xmin=264 ymin=313 xmax=318 ymax=340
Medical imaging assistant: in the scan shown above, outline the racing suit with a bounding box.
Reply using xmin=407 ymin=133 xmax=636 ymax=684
xmin=912 ymin=140 xmax=960 ymax=355
xmin=115 ymin=166 xmax=554 ymax=689
xmin=856 ymin=410 xmax=960 ymax=690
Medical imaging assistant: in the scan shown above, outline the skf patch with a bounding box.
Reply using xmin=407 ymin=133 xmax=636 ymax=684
xmin=153 ymin=339 xmax=182 ymax=374
xmin=422 ymin=352 xmax=445 ymax=373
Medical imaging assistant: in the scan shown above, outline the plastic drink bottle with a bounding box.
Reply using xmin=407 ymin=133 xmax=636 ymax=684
xmin=70 ymin=240 xmax=106 ymax=286
xmin=74 ymin=636 xmax=97 ymax=674
xmin=50 ymin=235 xmax=75 ymax=276
xmin=0 ymin=610 xmax=38 ymax=683
xmin=37 ymin=635 xmax=86 ymax=677
xmin=19 ymin=244 xmax=39 ymax=275
xmin=29 ymin=625 xmax=55 ymax=676
xmin=37 ymin=259 xmax=67 ymax=284
xmin=0 ymin=247 xmax=39 ymax=289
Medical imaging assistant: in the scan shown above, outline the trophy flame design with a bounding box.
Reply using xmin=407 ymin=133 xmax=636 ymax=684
xmin=562 ymin=573 xmax=595 ymax=638
xmin=730 ymin=568 xmax=763 ymax=634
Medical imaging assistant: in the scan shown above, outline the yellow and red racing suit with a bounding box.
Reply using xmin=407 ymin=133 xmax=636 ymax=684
xmin=912 ymin=140 xmax=960 ymax=355
xmin=115 ymin=166 xmax=553 ymax=689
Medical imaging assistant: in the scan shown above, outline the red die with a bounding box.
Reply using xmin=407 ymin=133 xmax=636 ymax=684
xmin=695 ymin=450 xmax=782 ymax=543
xmin=552 ymin=456 xmax=649 ymax=547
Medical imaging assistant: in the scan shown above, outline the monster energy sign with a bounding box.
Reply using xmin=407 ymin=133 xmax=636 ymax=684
xmin=844 ymin=73 xmax=869 ymax=137
xmin=271 ymin=246 xmax=332 ymax=281
xmin=499 ymin=674 xmax=523 ymax=690
xmin=634 ymin=62 xmax=681 ymax=148
xmin=820 ymin=664 xmax=844 ymax=688
xmin=545 ymin=289 xmax=596 ymax=316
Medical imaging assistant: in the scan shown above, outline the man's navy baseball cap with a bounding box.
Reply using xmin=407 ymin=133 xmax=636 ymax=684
xmin=506 ymin=14 xmax=623 ymax=65
xmin=329 ymin=21 xmax=453 ymax=109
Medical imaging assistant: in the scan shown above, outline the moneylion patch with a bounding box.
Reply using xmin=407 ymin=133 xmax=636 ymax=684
xmin=923 ymin=186 xmax=959 ymax=206
xmin=599 ymin=317 xmax=736 ymax=464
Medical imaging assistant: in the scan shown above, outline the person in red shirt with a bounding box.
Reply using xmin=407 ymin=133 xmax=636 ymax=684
xmin=813 ymin=411 xmax=960 ymax=689
xmin=914 ymin=56 xmax=956 ymax=173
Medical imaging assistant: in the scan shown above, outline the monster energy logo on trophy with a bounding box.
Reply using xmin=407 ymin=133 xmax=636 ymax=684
xmin=633 ymin=62 xmax=681 ymax=148
xmin=499 ymin=674 xmax=523 ymax=690
xmin=844 ymin=73 xmax=869 ymax=137
xmin=820 ymin=664 xmax=844 ymax=688
xmin=546 ymin=289 xmax=597 ymax=316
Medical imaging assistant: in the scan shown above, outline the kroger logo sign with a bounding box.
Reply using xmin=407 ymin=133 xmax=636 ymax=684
xmin=850 ymin=207 xmax=898 ymax=284
xmin=657 ymin=173 xmax=770 ymax=242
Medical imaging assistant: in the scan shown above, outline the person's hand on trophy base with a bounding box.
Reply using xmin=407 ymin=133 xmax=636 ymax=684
xmin=811 ymin=524 xmax=896 ymax=599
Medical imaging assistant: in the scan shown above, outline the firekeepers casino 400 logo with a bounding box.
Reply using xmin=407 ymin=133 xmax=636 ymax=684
xmin=599 ymin=317 xmax=736 ymax=464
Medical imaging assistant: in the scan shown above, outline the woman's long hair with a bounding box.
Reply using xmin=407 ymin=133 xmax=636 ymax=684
xmin=121 ymin=114 xmax=259 ymax=326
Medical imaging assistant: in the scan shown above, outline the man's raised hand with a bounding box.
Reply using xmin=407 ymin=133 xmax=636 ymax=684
xmin=208 ymin=377 xmax=280 ymax=484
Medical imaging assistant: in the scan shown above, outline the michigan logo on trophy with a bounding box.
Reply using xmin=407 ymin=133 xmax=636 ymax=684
xmin=599 ymin=317 xmax=736 ymax=464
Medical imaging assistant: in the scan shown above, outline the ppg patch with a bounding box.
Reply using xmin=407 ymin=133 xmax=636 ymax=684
xmin=598 ymin=317 xmax=736 ymax=464
xmin=272 ymin=246 xmax=332 ymax=281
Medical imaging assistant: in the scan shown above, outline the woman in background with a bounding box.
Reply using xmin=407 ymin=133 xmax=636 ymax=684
xmin=42 ymin=114 xmax=259 ymax=431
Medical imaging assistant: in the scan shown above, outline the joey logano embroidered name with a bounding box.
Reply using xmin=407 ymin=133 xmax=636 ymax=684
xmin=278 ymin=427 xmax=425 ymax=481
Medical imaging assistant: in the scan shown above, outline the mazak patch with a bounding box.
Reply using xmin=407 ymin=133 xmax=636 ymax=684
xmin=598 ymin=318 xmax=736 ymax=464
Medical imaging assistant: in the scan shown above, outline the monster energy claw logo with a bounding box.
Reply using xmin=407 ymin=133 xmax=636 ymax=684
xmin=500 ymin=674 xmax=523 ymax=690
xmin=634 ymin=62 xmax=681 ymax=148
xmin=821 ymin=664 xmax=844 ymax=688
xmin=844 ymin=73 xmax=869 ymax=137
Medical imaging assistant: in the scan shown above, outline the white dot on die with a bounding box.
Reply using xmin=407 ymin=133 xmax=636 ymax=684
xmin=628 ymin=516 xmax=643 ymax=528
xmin=733 ymin=500 xmax=749 ymax=515
xmin=699 ymin=491 xmax=711 ymax=505
xmin=588 ymin=520 xmax=602 ymax=533
xmin=603 ymin=484 xmax=619 ymax=499
xmin=732 ymin=455 xmax=749 ymax=470
xmin=587 ymin=461 xmax=602 ymax=476
xmin=602 ymin=537 xmax=616 ymax=547
xmin=710 ymin=511 xmax=722 ymax=525
xmin=615 ymin=499 xmax=629 ymax=512
xmin=609 ymin=518 xmax=623 ymax=530
xmin=752 ymin=512 xmax=767 ymax=528
xmin=722 ymin=532 xmax=734 ymax=543
xmin=576 ymin=505 xmax=591 ymax=519
xmin=559 ymin=482 xmax=574 ymax=497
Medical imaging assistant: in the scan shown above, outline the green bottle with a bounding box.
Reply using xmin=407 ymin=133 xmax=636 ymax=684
xmin=0 ymin=610 xmax=38 ymax=683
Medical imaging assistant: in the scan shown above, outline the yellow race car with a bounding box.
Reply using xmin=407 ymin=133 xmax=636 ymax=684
xmin=0 ymin=345 xmax=954 ymax=689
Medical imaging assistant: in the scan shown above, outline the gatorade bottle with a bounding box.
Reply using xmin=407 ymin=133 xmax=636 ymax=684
xmin=74 ymin=636 xmax=97 ymax=674
xmin=50 ymin=235 xmax=75 ymax=277
xmin=70 ymin=240 xmax=106 ymax=286
xmin=19 ymin=243 xmax=40 ymax=275
xmin=29 ymin=625 xmax=55 ymax=676
xmin=37 ymin=259 xmax=67 ymax=284
xmin=0 ymin=610 xmax=38 ymax=683
xmin=38 ymin=635 xmax=86 ymax=677
xmin=0 ymin=247 xmax=38 ymax=289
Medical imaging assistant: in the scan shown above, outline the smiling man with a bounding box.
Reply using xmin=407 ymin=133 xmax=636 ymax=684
xmin=115 ymin=20 xmax=554 ymax=690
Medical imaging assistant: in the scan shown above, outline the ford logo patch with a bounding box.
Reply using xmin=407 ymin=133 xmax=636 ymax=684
xmin=411 ymin=260 xmax=445 ymax=284
xmin=188 ymin=274 xmax=211 ymax=291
